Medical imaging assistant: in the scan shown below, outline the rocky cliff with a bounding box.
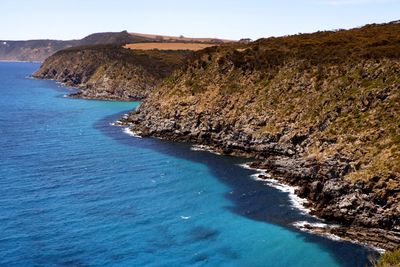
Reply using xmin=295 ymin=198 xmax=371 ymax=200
xmin=33 ymin=45 xmax=188 ymax=100
xmin=124 ymin=22 xmax=400 ymax=249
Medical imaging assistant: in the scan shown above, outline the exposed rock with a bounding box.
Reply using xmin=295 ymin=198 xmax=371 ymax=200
xmin=33 ymin=45 xmax=188 ymax=100
xmin=123 ymin=22 xmax=400 ymax=249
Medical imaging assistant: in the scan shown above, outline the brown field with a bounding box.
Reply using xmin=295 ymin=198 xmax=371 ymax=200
xmin=129 ymin=32 xmax=234 ymax=43
xmin=123 ymin=42 xmax=217 ymax=51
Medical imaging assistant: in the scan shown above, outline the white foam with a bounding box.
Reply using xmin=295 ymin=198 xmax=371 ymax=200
xmin=250 ymin=173 xmax=265 ymax=181
xmin=238 ymin=163 xmax=311 ymax=214
xmin=123 ymin=127 xmax=142 ymax=138
xmin=180 ymin=216 xmax=191 ymax=220
xmin=239 ymin=163 xmax=387 ymax=252
xmin=190 ymin=144 xmax=221 ymax=155
xmin=237 ymin=163 xmax=266 ymax=173
xmin=264 ymin=178 xmax=311 ymax=214
xmin=292 ymin=221 xmax=343 ymax=242
xmin=293 ymin=220 xmax=328 ymax=228
xmin=110 ymin=120 xmax=124 ymax=126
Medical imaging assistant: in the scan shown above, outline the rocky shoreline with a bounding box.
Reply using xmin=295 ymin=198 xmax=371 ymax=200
xmin=249 ymin=160 xmax=400 ymax=251
xmin=120 ymin=114 xmax=400 ymax=250
xmin=118 ymin=22 xmax=400 ymax=250
xmin=32 ymin=21 xmax=400 ymax=252
xmin=121 ymin=96 xmax=399 ymax=251
xmin=32 ymin=45 xmax=188 ymax=101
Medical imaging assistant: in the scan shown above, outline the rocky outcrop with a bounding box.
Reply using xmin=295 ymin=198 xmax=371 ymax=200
xmin=33 ymin=45 xmax=188 ymax=100
xmin=250 ymin=158 xmax=400 ymax=250
xmin=123 ymin=22 xmax=400 ymax=249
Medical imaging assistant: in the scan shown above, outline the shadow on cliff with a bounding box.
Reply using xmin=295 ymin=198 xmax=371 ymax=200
xmin=94 ymin=110 xmax=379 ymax=267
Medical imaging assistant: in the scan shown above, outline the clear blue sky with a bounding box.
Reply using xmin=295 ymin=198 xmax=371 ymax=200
xmin=1 ymin=0 xmax=399 ymax=40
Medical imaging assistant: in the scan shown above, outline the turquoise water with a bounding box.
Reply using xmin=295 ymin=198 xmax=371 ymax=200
xmin=0 ymin=62 xmax=376 ymax=266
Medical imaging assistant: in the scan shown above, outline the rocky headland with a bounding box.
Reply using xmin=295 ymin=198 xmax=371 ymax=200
xmin=33 ymin=45 xmax=188 ymax=100
xmin=121 ymin=22 xmax=400 ymax=250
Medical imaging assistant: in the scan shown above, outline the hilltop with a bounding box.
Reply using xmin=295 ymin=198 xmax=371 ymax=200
xmin=128 ymin=32 xmax=234 ymax=43
xmin=1 ymin=31 xmax=230 ymax=62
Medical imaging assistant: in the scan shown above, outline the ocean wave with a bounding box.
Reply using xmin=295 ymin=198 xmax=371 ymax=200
xmin=292 ymin=221 xmax=345 ymax=243
xmin=123 ymin=127 xmax=142 ymax=138
xmin=237 ymin=163 xmax=266 ymax=173
xmin=238 ymin=163 xmax=311 ymax=214
xmin=240 ymin=164 xmax=384 ymax=252
xmin=292 ymin=220 xmax=329 ymax=229
xmin=190 ymin=145 xmax=221 ymax=155
xmin=263 ymin=178 xmax=311 ymax=214
xmin=110 ymin=120 xmax=124 ymax=126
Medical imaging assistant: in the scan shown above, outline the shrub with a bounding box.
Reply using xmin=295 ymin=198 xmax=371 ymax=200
xmin=374 ymin=247 xmax=400 ymax=267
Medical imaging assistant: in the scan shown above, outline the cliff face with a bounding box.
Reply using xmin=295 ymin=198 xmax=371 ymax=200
xmin=33 ymin=45 xmax=187 ymax=100
xmin=125 ymin=22 xmax=400 ymax=249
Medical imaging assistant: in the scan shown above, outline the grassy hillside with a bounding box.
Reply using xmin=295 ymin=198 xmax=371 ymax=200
xmin=33 ymin=45 xmax=188 ymax=100
xmin=375 ymin=247 xmax=400 ymax=267
xmin=124 ymin=43 xmax=218 ymax=51
xmin=125 ymin=21 xmax=400 ymax=249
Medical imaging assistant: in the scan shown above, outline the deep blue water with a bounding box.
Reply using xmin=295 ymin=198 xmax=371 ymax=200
xmin=0 ymin=62 xmax=377 ymax=266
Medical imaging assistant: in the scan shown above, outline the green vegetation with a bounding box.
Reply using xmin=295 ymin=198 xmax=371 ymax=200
xmin=143 ymin=21 xmax=400 ymax=187
xmin=375 ymin=248 xmax=400 ymax=267
xmin=58 ymin=45 xmax=189 ymax=79
xmin=33 ymin=44 xmax=189 ymax=100
xmin=186 ymin=21 xmax=400 ymax=74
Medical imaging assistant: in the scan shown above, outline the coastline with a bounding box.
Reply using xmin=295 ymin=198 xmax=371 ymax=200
xmin=33 ymin=68 xmax=398 ymax=252
xmin=33 ymin=76 xmax=143 ymax=102
xmin=89 ymin=105 xmax=380 ymax=266
xmin=122 ymin=111 xmax=400 ymax=251
xmin=118 ymin=125 xmax=388 ymax=252
xmin=237 ymin=162 xmax=388 ymax=253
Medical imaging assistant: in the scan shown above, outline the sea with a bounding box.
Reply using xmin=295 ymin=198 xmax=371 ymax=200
xmin=0 ymin=62 xmax=378 ymax=266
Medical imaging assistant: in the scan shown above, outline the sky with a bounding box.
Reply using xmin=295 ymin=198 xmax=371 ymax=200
xmin=1 ymin=0 xmax=399 ymax=41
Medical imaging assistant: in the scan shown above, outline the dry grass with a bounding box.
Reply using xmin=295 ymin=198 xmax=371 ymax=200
xmin=123 ymin=43 xmax=218 ymax=51
xmin=129 ymin=32 xmax=234 ymax=43
xmin=374 ymin=247 xmax=400 ymax=267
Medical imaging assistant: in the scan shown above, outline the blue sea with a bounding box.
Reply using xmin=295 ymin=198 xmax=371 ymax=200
xmin=0 ymin=62 xmax=377 ymax=266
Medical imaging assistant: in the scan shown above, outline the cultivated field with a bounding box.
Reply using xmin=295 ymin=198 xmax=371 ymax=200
xmin=123 ymin=42 xmax=217 ymax=51
xmin=129 ymin=32 xmax=233 ymax=43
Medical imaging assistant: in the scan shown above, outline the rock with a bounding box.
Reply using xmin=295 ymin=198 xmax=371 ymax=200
xmin=124 ymin=23 xmax=400 ymax=250
xmin=33 ymin=46 xmax=187 ymax=101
